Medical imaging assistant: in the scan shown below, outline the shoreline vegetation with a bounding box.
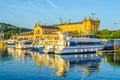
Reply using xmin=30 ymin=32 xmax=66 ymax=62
xmin=0 ymin=23 xmax=32 ymax=39
xmin=94 ymin=29 xmax=120 ymax=39
xmin=69 ymin=29 xmax=120 ymax=39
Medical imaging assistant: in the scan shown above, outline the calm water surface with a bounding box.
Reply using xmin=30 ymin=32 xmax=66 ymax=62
xmin=0 ymin=47 xmax=120 ymax=80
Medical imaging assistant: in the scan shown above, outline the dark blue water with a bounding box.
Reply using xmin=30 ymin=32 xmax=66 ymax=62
xmin=0 ymin=47 xmax=120 ymax=80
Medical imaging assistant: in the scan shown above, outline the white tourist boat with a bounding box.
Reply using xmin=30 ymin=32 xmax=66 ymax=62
xmin=54 ymin=33 xmax=105 ymax=55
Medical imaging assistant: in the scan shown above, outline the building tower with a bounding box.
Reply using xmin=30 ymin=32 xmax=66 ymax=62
xmin=95 ymin=17 xmax=100 ymax=32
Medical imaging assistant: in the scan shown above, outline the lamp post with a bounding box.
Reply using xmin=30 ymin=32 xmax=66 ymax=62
xmin=91 ymin=13 xmax=95 ymax=19
xmin=59 ymin=18 xmax=62 ymax=24
xmin=39 ymin=20 xmax=42 ymax=25
xmin=113 ymin=23 xmax=117 ymax=50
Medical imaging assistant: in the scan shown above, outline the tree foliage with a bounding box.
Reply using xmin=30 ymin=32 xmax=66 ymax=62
xmin=94 ymin=29 xmax=120 ymax=39
xmin=0 ymin=23 xmax=32 ymax=39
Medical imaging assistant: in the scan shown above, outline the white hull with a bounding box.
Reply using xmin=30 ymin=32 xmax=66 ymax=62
xmin=6 ymin=44 xmax=15 ymax=48
xmin=43 ymin=45 xmax=54 ymax=53
xmin=55 ymin=45 xmax=105 ymax=54
xmin=16 ymin=44 xmax=32 ymax=49
xmin=42 ymin=33 xmax=105 ymax=54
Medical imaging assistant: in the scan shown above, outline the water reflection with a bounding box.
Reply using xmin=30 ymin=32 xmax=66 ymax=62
xmin=0 ymin=47 xmax=104 ymax=79
xmin=31 ymin=52 xmax=103 ymax=77
xmin=61 ymin=54 xmax=101 ymax=74
xmin=0 ymin=47 xmax=12 ymax=63
xmin=7 ymin=47 xmax=31 ymax=61
xmin=31 ymin=52 xmax=69 ymax=77
xmin=0 ymin=46 xmax=7 ymax=53
xmin=104 ymin=53 xmax=120 ymax=66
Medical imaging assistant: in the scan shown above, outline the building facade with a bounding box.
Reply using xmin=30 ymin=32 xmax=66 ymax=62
xmin=34 ymin=24 xmax=59 ymax=39
xmin=15 ymin=17 xmax=100 ymax=40
xmin=14 ymin=32 xmax=34 ymax=40
xmin=57 ymin=17 xmax=100 ymax=34
xmin=34 ymin=17 xmax=100 ymax=39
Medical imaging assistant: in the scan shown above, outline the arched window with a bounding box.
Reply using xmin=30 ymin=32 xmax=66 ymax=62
xmin=36 ymin=30 xmax=40 ymax=34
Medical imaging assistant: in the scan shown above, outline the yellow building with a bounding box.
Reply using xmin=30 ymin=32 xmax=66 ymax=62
xmin=33 ymin=17 xmax=100 ymax=39
xmin=15 ymin=17 xmax=100 ymax=40
xmin=57 ymin=17 xmax=100 ymax=34
xmin=34 ymin=24 xmax=60 ymax=39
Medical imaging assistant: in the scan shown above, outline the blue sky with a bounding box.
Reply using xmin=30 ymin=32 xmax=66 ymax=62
xmin=0 ymin=0 xmax=120 ymax=30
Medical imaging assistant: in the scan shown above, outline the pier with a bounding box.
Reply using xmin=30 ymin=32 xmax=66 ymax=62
xmin=97 ymin=50 xmax=120 ymax=55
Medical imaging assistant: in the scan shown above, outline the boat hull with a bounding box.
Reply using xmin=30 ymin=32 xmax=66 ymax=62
xmin=6 ymin=43 xmax=15 ymax=48
xmin=55 ymin=45 xmax=105 ymax=55
xmin=32 ymin=47 xmax=43 ymax=53
xmin=55 ymin=51 xmax=96 ymax=55
xmin=15 ymin=45 xmax=32 ymax=50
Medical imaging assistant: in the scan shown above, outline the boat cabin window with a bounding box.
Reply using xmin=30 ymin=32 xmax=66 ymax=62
xmin=76 ymin=42 xmax=102 ymax=45
xmin=76 ymin=34 xmax=97 ymax=38
xmin=66 ymin=41 xmax=76 ymax=46
xmin=69 ymin=41 xmax=76 ymax=46
xmin=107 ymin=39 xmax=120 ymax=45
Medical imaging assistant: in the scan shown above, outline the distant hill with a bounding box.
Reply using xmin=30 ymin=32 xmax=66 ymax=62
xmin=0 ymin=23 xmax=33 ymax=39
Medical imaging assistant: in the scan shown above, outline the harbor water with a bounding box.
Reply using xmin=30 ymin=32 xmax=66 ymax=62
xmin=0 ymin=47 xmax=120 ymax=80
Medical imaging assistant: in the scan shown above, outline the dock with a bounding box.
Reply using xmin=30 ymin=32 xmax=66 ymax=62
xmin=97 ymin=50 xmax=120 ymax=55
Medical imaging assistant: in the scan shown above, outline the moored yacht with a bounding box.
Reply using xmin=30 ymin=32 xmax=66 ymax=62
xmin=15 ymin=38 xmax=33 ymax=49
xmin=54 ymin=33 xmax=105 ymax=55
xmin=104 ymin=39 xmax=120 ymax=50
xmin=31 ymin=40 xmax=44 ymax=52
xmin=6 ymin=39 xmax=17 ymax=48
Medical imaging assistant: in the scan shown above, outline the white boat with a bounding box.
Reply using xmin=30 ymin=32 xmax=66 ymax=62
xmin=31 ymin=41 xmax=44 ymax=52
xmin=15 ymin=38 xmax=33 ymax=49
xmin=42 ymin=39 xmax=57 ymax=53
xmin=104 ymin=39 xmax=120 ymax=50
xmin=54 ymin=33 xmax=105 ymax=55
xmin=6 ymin=39 xmax=17 ymax=48
xmin=43 ymin=44 xmax=54 ymax=53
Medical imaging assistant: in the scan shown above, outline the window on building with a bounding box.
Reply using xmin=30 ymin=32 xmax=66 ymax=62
xmin=36 ymin=36 xmax=40 ymax=39
xmin=36 ymin=30 xmax=40 ymax=34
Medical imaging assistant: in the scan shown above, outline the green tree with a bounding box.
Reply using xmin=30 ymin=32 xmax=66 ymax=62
xmin=94 ymin=29 xmax=120 ymax=39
